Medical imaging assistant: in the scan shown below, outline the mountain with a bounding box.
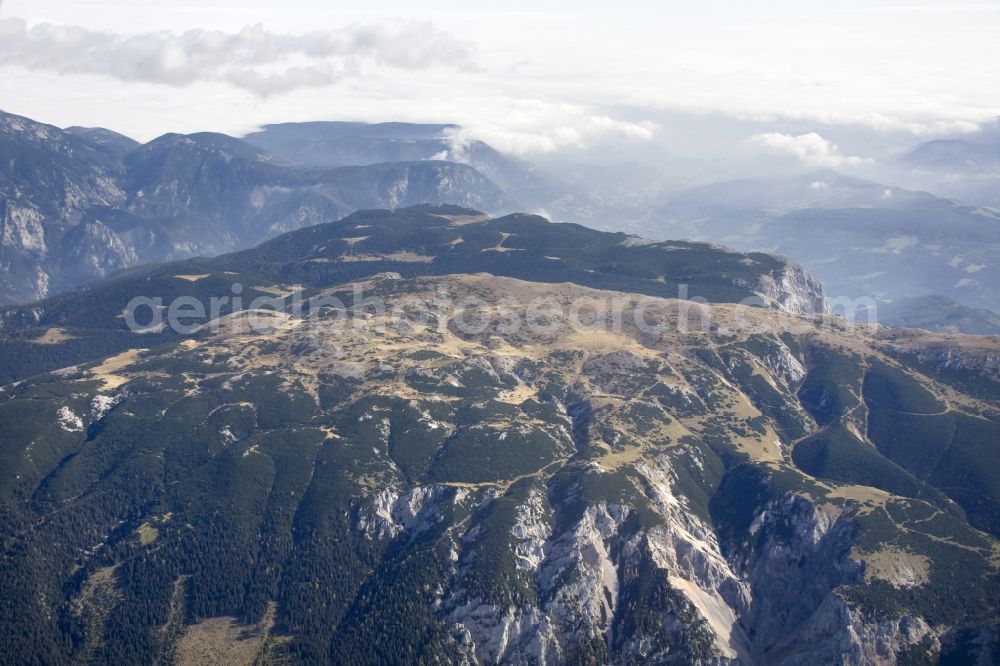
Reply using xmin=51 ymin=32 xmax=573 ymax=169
xmin=243 ymin=121 xmax=462 ymax=166
xmin=901 ymin=138 xmax=1000 ymax=173
xmin=64 ymin=126 xmax=141 ymax=161
xmin=118 ymin=131 xmax=509 ymax=252
xmin=243 ymin=120 xmax=556 ymax=208
xmin=869 ymin=295 xmax=1000 ymax=335
xmin=0 ymin=111 xmax=512 ymax=306
xmin=895 ymin=131 xmax=1000 ymax=209
xmin=0 ymin=111 xmax=129 ymax=304
xmin=651 ymin=170 xmax=935 ymax=215
xmin=0 ymin=205 xmax=826 ymax=384
xmin=241 ymin=121 xmax=674 ymax=226
xmin=0 ymin=271 xmax=997 ymax=664
xmin=641 ymin=171 xmax=1000 ymax=313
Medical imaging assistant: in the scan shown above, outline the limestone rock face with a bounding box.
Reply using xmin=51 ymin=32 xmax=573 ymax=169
xmin=747 ymin=259 xmax=829 ymax=315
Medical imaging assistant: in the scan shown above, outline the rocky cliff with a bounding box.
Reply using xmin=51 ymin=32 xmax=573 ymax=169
xmin=747 ymin=259 xmax=829 ymax=315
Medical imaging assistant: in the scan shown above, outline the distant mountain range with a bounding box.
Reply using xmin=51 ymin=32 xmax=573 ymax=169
xmin=895 ymin=130 xmax=1000 ymax=209
xmin=638 ymin=170 xmax=1000 ymax=321
xmin=241 ymin=121 xmax=665 ymax=226
xmin=869 ymin=295 xmax=1000 ymax=336
xmin=0 ymin=111 xmax=513 ymax=306
xmin=242 ymin=121 xmax=547 ymax=198
xmin=4 ymin=108 xmax=1000 ymax=341
xmin=901 ymin=137 xmax=1000 ymax=174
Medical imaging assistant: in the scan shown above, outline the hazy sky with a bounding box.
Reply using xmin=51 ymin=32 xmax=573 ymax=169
xmin=1 ymin=0 xmax=998 ymax=155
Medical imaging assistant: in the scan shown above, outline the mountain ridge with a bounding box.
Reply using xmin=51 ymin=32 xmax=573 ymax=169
xmin=641 ymin=171 xmax=1000 ymax=317
xmin=869 ymin=295 xmax=1000 ymax=336
xmin=0 ymin=205 xmax=826 ymax=384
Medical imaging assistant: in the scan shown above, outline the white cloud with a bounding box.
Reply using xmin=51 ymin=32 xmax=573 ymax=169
xmin=747 ymin=132 xmax=872 ymax=167
xmin=441 ymin=101 xmax=657 ymax=156
xmin=844 ymin=114 xmax=982 ymax=136
xmin=3 ymin=3 xmax=996 ymax=153
xmin=0 ymin=18 xmax=477 ymax=96
xmin=850 ymin=3 xmax=1000 ymax=14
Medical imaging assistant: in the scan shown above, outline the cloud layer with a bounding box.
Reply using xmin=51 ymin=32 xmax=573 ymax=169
xmin=2 ymin=3 xmax=995 ymax=158
xmin=748 ymin=132 xmax=872 ymax=167
xmin=0 ymin=18 xmax=477 ymax=96
xmin=441 ymin=100 xmax=657 ymax=156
